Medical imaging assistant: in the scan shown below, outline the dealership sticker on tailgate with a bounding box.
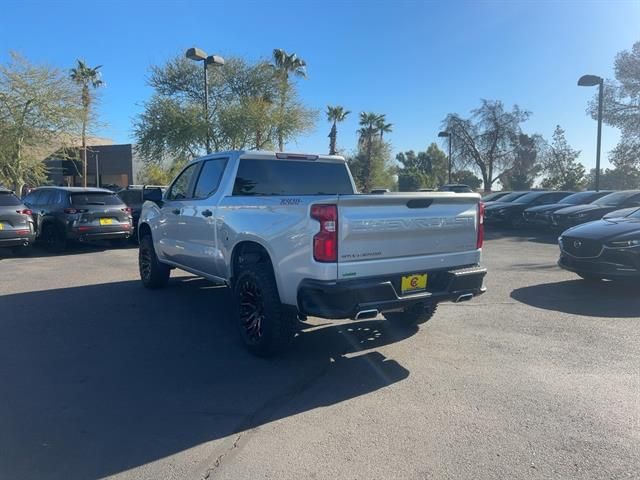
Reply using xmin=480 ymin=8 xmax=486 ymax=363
xmin=401 ymin=274 xmax=427 ymax=294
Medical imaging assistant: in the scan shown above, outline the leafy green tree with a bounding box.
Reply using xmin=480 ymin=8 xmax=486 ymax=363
xmin=271 ymin=48 xmax=308 ymax=151
xmin=134 ymin=54 xmax=315 ymax=163
xmin=326 ymin=105 xmax=350 ymax=155
xmin=70 ymin=60 xmax=104 ymax=187
xmin=451 ymin=170 xmax=482 ymax=190
xmin=0 ymin=53 xmax=80 ymax=193
xmin=587 ymin=166 xmax=640 ymax=190
xmin=138 ymin=158 xmax=187 ymax=185
xmin=589 ymin=41 xmax=640 ymax=170
xmin=541 ymin=125 xmax=586 ymax=190
xmin=443 ymin=100 xmax=530 ymax=191
xmin=395 ymin=143 xmax=448 ymax=190
xmin=500 ymin=134 xmax=543 ymax=190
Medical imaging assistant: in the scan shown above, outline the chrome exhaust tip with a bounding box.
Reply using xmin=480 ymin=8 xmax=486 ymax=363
xmin=354 ymin=309 xmax=379 ymax=320
xmin=455 ymin=293 xmax=474 ymax=303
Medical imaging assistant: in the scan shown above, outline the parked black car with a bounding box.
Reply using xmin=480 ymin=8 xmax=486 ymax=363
xmin=482 ymin=191 xmax=511 ymax=202
xmin=117 ymin=185 xmax=166 ymax=234
xmin=23 ymin=187 xmax=133 ymax=251
xmin=483 ymin=190 xmax=529 ymax=207
xmin=551 ymin=190 xmax=640 ymax=231
xmin=0 ymin=187 xmax=36 ymax=255
xmin=484 ymin=191 xmax=572 ymax=228
xmin=523 ymin=190 xmax=612 ymax=227
xmin=558 ymin=208 xmax=640 ymax=281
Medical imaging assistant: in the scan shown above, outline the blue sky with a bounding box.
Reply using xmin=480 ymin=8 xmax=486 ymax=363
xmin=1 ymin=0 xmax=638 ymax=170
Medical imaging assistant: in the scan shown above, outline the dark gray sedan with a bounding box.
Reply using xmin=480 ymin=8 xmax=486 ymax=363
xmin=0 ymin=187 xmax=36 ymax=255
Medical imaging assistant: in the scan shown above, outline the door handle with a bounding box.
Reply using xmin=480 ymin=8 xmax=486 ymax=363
xmin=172 ymin=209 xmax=181 ymax=215
xmin=201 ymin=209 xmax=213 ymax=217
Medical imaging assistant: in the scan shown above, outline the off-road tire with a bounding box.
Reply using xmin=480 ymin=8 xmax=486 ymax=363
xmin=139 ymin=234 xmax=170 ymax=289
xmin=383 ymin=303 xmax=438 ymax=327
xmin=233 ymin=263 xmax=296 ymax=357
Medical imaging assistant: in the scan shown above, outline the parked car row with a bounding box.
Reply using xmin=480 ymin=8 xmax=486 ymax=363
xmin=483 ymin=189 xmax=640 ymax=281
xmin=0 ymin=186 xmax=134 ymax=255
xmin=484 ymin=189 xmax=640 ymax=230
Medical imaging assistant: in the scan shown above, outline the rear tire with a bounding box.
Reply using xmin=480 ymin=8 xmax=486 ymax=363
xmin=233 ymin=263 xmax=296 ymax=357
xmin=42 ymin=223 xmax=66 ymax=253
xmin=139 ymin=234 xmax=170 ymax=289
xmin=383 ymin=303 xmax=438 ymax=327
xmin=11 ymin=245 xmax=32 ymax=257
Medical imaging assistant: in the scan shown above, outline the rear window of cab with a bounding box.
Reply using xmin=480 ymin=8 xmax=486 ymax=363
xmin=232 ymin=159 xmax=354 ymax=196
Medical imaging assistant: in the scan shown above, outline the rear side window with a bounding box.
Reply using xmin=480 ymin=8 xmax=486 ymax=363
xmin=0 ymin=192 xmax=21 ymax=206
xmin=70 ymin=192 xmax=122 ymax=206
xmin=233 ymin=159 xmax=354 ymax=196
xmin=194 ymin=159 xmax=227 ymax=199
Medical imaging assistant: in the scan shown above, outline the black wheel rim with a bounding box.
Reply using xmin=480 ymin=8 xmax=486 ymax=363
xmin=139 ymin=244 xmax=152 ymax=281
xmin=239 ymin=279 xmax=264 ymax=343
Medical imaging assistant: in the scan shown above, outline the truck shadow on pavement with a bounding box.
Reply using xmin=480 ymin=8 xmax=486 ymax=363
xmin=1 ymin=277 xmax=413 ymax=480
xmin=510 ymin=279 xmax=640 ymax=318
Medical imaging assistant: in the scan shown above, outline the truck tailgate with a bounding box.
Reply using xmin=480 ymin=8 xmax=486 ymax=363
xmin=337 ymin=194 xmax=481 ymax=279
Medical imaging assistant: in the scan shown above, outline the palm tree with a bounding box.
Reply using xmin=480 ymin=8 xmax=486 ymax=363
xmin=272 ymin=48 xmax=307 ymax=151
xmin=376 ymin=114 xmax=393 ymax=139
xmin=70 ymin=60 xmax=103 ymax=187
xmin=357 ymin=112 xmax=385 ymax=192
xmin=326 ymin=105 xmax=350 ymax=155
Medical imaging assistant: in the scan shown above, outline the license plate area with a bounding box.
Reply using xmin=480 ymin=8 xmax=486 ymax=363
xmin=99 ymin=218 xmax=113 ymax=225
xmin=401 ymin=273 xmax=427 ymax=294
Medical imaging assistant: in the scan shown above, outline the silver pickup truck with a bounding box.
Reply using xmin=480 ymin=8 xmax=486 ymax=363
xmin=138 ymin=151 xmax=487 ymax=356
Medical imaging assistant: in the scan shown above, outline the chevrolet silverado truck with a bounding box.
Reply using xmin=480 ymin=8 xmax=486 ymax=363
xmin=138 ymin=151 xmax=487 ymax=356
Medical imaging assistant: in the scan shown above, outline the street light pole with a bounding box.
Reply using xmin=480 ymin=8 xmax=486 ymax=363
xmin=578 ymin=74 xmax=604 ymax=191
xmin=186 ymin=48 xmax=225 ymax=155
xmin=438 ymin=131 xmax=452 ymax=183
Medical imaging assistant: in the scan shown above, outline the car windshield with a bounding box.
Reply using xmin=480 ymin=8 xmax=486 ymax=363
xmin=562 ymin=191 xmax=597 ymax=204
xmin=483 ymin=192 xmax=508 ymax=202
xmin=628 ymin=208 xmax=640 ymax=219
xmin=0 ymin=191 xmax=21 ymax=206
xmin=495 ymin=192 xmax=526 ymax=202
xmin=511 ymin=192 xmax=546 ymax=203
xmin=592 ymin=191 xmax=639 ymax=206
xmin=70 ymin=192 xmax=122 ymax=206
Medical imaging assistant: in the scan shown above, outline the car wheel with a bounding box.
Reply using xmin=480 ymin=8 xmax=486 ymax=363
xmin=383 ymin=303 xmax=438 ymax=327
xmin=11 ymin=245 xmax=32 ymax=257
xmin=42 ymin=223 xmax=66 ymax=252
xmin=233 ymin=263 xmax=296 ymax=357
xmin=139 ymin=234 xmax=170 ymax=289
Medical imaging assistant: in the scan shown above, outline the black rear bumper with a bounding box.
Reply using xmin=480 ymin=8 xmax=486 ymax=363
xmin=298 ymin=265 xmax=487 ymax=319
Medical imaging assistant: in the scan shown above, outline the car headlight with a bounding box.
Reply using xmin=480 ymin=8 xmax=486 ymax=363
xmin=607 ymin=239 xmax=640 ymax=248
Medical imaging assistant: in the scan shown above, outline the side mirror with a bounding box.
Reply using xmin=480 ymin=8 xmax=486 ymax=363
xmin=143 ymin=187 xmax=163 ymax=205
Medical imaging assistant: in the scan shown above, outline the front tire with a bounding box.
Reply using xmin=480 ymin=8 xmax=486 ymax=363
xmin=139 ymin=234 xmax=170 ymax=289
xmin=577 ymin=272 xmax=603 ymax=282
xmin=383 ymin=303 xmax=438 ymax=327
xmin=233 ymin=263 xmax=296 ymax=357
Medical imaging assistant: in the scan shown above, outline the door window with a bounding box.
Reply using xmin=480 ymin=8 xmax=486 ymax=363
xmin=193 ymin=159 xmax=227 ymax=199
xmin=167 ymin=164 xmax=198 ymax=201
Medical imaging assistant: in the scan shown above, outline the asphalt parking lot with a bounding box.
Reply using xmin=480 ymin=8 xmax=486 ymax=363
xmin=1 ymin=233 xmax=638 ymax=480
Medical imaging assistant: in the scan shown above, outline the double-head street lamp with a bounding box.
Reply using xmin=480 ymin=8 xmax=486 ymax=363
xmin=186 ymin=47 xmax=225 ymax=154
xmin=578 ymin=74 xmax=604 ymax=191
xmin=438 ymin=130 xmax=452 ymax=183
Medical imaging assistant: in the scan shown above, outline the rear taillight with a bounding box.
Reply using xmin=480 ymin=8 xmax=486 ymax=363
xmin=311 ymin=204 xmax=338 ymax=262
xmin=64 ymin=208 xmax=88 ymax=214
xmin=16 ymin=209 xmax=32 ymax=216
xmin=477 ymin=201 xmax=485 ymax=249
xmin=122 ymin=207 xmax=132 ymax=214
